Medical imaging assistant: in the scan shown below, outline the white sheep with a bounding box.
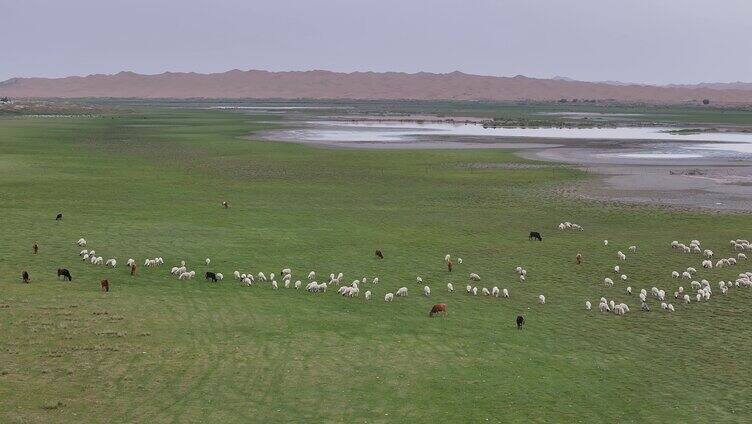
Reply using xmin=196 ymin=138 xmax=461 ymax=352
xmin=447 ymin=283 xmax=454 ymax=292
xmin=385 ymin=292 xmax=394 ymax=302
xmin=739 ymin=253 xmax=748 ymax=260
xmin=281 ymin=268 xmax=291 ymax=275
xmin=538 ymin=294 xmax=546 ymax=304
xmin=661 ymin=302 xmax=668 ymax=310
xmin=681 ymin=271 xmax=691 ymax=279
xmin=271 ymin=280 xmax=278 ymax=290
xmin=585 ymin=300 xmax=592 ymax=310
xmin=639 ymin=292 xmax=646 ymax=302
xmin=604 ymin=240 xmax=609 ymax=246
xmin=683 ymin=294 xmax=691 ymax=304
xmin=614 ymin=265 xmax=620 ymax=273
xmin=466 ymin=284 xmax=472 ymax=293
xmin=667 ymin=304 xmax=675 ymax=312
xmin=492 ymin=286 xmax=500 ymax=297
xmin=76 ymin=238 xmax=87 ymax=247
xmin=519 ymin=275 xmax=526 ymax=283
xmin=241 ymin=277 xmax=252 ymax=286
xmin=258 ymin=272 xmax=267 ymax=282
xmin=604 ymin=278 xmax=614 ymax=287
xmin=444 ymin=254 xmax=451 ymax=262
xmin=82 ymin=254 xmax=89 ymax=261
xmin=629 ymin=245 xmax=637 ymax=253
xmin=396 ymin=287 xmax=408 ymax=297
xmin=106 ymin=258 xmax=117 ymax=268
xmin=599 ymin=302 xmax=610 ymax=312
xmin=617 ymin=251 xmax=626 ymax=261
xmin=626 ymin=286 xmax=632 ymax=295
xmin=308 ymin=271 xmax=315 ymax=280
xmin=79 ymin=249 xmax=88 ymax=256
xmin=469 ymin=273 xmax=480 ymax=281
xmin=179 ymin=272 xmax=191 ymax=280
xmin=372 ymin=277 xmax=379 ymax=284
xmin=424 ymin=286 xmax=431 ymax=297
xmin=294 ymin=280 xmax=301 ymax=289
xmin=502 ymin=288 xmax=509 ymax=298
xmin=481 ymin=287 xmax=490 ymax=296
xmin=284 ymin=279 xmax=290 ymax=289
xmin=472 ymin=287 xmax=478 ymax=296
xmin=216 ymin=273 xmax=224 ymax=281
xmin=686 ymin=267 xmax=697 ymax=274
xmin=457 ymin=258 xmax=463 ymax=264
xmin=205 ymin=258 xmax=211 ymax=265
xmin=416 ymin=276 xmax=423 ymax=284
xmin=365 ymin=290 xmax=372 ymax=301
xmin=620 ymin=274 xmax=628 ymax=281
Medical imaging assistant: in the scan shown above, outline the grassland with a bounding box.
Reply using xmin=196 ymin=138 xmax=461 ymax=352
xmin=1 ymin=106 xmax=751 ymax=423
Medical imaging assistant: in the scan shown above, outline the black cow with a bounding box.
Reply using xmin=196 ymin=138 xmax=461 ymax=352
xmin=57 ymin=268 xmax=72 ymax=281
xmin=375 ymin=249 xmax=384 ymax=259
xmin=22 ymin=271 xmax=30 ymax=283
xmin=516 ymin=315 xmax=525 ymax=330
xmin=205 ymin=272 xmax=217 ymax=282
xmin=55 ymin=213 xmax=63 ymax=221
xmin=529 ymin=231 xmax=542 ymax=241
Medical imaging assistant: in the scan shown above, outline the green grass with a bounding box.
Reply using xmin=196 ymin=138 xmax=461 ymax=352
xmin=1 ymin=107 xmax=751 ymax=423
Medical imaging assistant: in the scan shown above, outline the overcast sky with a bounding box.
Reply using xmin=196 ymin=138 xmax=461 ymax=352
xmin=2 ymin=0 xmax=750 ymax=84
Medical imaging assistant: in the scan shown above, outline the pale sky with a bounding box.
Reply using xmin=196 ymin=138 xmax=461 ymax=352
xmin=2 ymin=0 xmax=750 ymax=84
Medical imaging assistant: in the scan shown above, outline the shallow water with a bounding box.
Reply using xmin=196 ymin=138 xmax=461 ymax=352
xmin=273 ymin=121 xmax=752 ymax=157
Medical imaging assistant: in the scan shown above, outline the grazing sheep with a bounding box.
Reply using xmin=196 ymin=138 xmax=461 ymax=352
xmin=365 ymin=290 xmax=372 ymax=300
xmin=179 ymin=272 xmax=191 ymax=280
xmin=621 ymin=274 xmax=628 ymax=281
xmin=429 ymin=303 xmax=448 ymax=318
xmin=205 ymin=258 xmax=211 ymax=265
xmin=681 ymin=271 xmax=692 ymax=279
xmin=447 ymin=283 xmax=454 ymax=292
xmin=481 ymin=287 xmax=490 ymax=296
xmin=385 ymin=292 xmax=394 ymax=302
xmin=519 ymin=275 xmax=526 ymax=283
xmin=739 ymin=253 xmax=748 ymax=260
xmin=83 ymin=254 xmax=90 ymax=262
xmin=294 ymin=280 xmax=302 ymax=289
xmin=258 ymin=272 xmax=267 ymax=282
xmin=671 ymin=271 xmax=679 ymax=278
xmin=626 ymin=286 xmax=632 ymax=295
xmin=604 ymin=240 xmax=608 ymax=246
xmin=76 ymin=238 xmax=87 ymax=247
xmin=667 ymin=304 xmax=675 ymax=312
xmin=599 ymin=302 xmax=610 ymax=312
xmin=614 ymin=265 xmax=620 ymax=273
xmin=604 ymin=278 xmax=614 ymax=287
xmin=492 ymin=286 xmax=500 ymax=297
xmin=501 ymin=288 xmax=509 ymax=298
xmin=661 ymin=302 xmax=668 ymax=310
xmin=686 ymin=267 xmax=697 ymax=274
xmin=641 ymin=302 xmax=651 ymax=311
xmin=215 ymin=273 xmax=223 ymax=281
xmin=617 ymin=251 xmax=626 ymax=261
xmin=469 ymin=273 xmax=481 ymax=281
xmin=271 ymin=280 xmax=279 ymax=290
xmin=308 ymin=271 xmax=315 ymax=280
xmin=106 ymin=258 xmax=117 ymax=268
xmin=79 ymin=249 xmax=88 ymax=256
xmin=472 ymin=287 xmax=478 ymax=296
xmin=396 ymin=287 xmax=408 ymax=297
xmin=458 ymin=258 xmax=463 ymax=264
xmin=416 ymin=276 xmax=423 ymax=284
xmin=683 ymin=294 xmax=691 ymax=304
xmin=445 ymin=254 xmax=451 ymax=262
xmin=372 ymin=277 xmax=379 ymax=284
xmin=585 ymin=300 xmax=592 ymax=310
xmin=466 ymin=284 xmax=472 ymax=293
xmin=609 ymin=300 xmax=615 ymax=310
xmin=424 ymin=286 xmax=431 ymax=297
xmin=629 ymin=245 xmax=637 ymax=253
xmin=639 ymin=293 xmax=646 ymax=302
xmin=284 ymin=279 xmax=290 ymax=289
xmin=538 ymin=294 xmax=546 ymax=304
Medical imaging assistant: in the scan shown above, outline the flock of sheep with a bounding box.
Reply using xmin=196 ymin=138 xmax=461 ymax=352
xmin=72 ymin=232 xmax=751 ymax=318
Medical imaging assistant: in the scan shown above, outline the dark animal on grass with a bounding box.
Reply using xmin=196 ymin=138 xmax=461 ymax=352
xmin=641 ymin=302 xmax=651 ymax=312
xmin=447 ymin=260 xmax=453 ymax=272
xmin=516 ymin=315 xmax=525 ymax=330
xmin=375 ymin=250 xmax=384 ymax=259
xmin=55 ymin=213 xmax=63 ymax=221
xmin=57 ymin=268 xmax=72 ymax=281
xmin=429 ymin=303 xmax=448 ymax=318
xmin=576 ymin=253 xmax=583 ymax=265
xmin=529 ymin=231 xmax=542 ymax=241
xmin=101 ymin=279 xmax=110 ymax=292
xmin=222 ymin=201 xmax=229 ymax=209
xmin=205 ymin=272 xmax=217 ymax=282
xmin=33 ymin=243 xmax=38 ymax=254
xmin=22 ymin=271 xmax=30 ymax=283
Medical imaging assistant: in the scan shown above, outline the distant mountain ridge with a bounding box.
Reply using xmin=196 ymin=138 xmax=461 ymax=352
xmin=2 ymin=69 xmax=752 ymax=104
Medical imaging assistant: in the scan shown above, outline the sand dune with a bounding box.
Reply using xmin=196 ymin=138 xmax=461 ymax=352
xmin=3 ymin=69 xmax=752 ymax=104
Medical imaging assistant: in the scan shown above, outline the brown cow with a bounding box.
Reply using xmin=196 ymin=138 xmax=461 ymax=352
xmin=375 ymin=250 xmax=384 ymax=259
xmin=33 ymin=243 xmax=38 ymax=254
xmin=447 ymin=260 xmax=453 ymax=272
xmin=101 ymin=279 xmax=110 ymax=292
xmin=22 ymin=271 xmax=30 ymax=283
xmin=429 ymin=303 xmax=448 ymax=318
xmin=57 ymin=268 xmax=72 ymax=281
